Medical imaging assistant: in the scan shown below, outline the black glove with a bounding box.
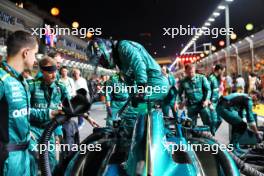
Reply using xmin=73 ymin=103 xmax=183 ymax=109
xmin=256 ymin=132 xmax=263 ymax=143
xmin=132 ymin=94 xmax=145 ymax=107
xmin=131 ymin=83 xmax=147 ymax=107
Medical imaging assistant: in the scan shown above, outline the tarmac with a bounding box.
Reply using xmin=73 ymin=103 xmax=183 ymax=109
xmin=79 ymin=102 xmax=230 ymax=144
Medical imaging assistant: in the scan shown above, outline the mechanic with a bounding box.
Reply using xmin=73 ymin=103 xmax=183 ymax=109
xmin=207 ymin=64 xmax=225 ymax=135
xmin=0 ymin=31 xmax=38 ymax=176
xmin=177 ymin=63 xmax=213 ymax=134
xmin=87 ymin=38 xmax=169 ymax=135
xmin=28 ymin=56 xmax=70 ymax=174
xmin=161 ymin=65 xmax=178 ymax=119
xmin=105 ymin=72 xmax=129 ymax=127
xmin=216 ymin=92 xmax=263 ymax=156
xmin=35 ymin=50 xmax=63 ymax=80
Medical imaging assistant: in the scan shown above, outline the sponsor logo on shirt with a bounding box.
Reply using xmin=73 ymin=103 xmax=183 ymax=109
xmin=34 ymin=103 xmax=47 ymax=108
xmin=12 ymin=108 xmax=29 ymax=118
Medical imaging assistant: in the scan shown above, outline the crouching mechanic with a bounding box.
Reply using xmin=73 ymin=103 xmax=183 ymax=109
xmin=177 ymin=64 xmax=214 ymax=134
xmin=28 ymin=56 xmax=70 ymax=174
xmin=207 ymin=64 xmax=225 ymax=135
xmin=87 ymin=38 xmax=169 ymax=135
xmin=0 ymin=31 xmax=38 ymax=176
xmin=105 ymin=72 xmax=129 ymax=127
xmin=216 ymin=92 xmax=263 ymax=156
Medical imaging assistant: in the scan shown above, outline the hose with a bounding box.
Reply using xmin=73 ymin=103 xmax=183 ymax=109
xmin=39 ymin=115 xmax=67 ymax=176
xmin=192 ymin=131 xmax=264 ymax=176
xmin=69 ymin=133 xmax=109 ymax=175
xmin=240 ymin=144 xmax=264 ymax=172
xmin=39 ymin=91 xmax=93 ymax=176
xmin=39 ymin=116 xmax=104 ymax=176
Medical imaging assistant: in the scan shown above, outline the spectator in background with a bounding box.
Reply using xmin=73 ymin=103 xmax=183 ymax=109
xmin=219 ymin=76 xmax=225 ymax=96
xmin=232 ymin=73 xmax=237 ymax=93
xmin=72 ymin=68 xmax=89 ymax=92
xmin=59 ymin=66 xmax=76 ymax=97
xmin=248 ymin=73 xmax=257 ymax=93
xmin=225 ymin=74 xmax=233 ymax=94
xmin=72 ymin=68 xmax=89 ymax=129
xmin=261 ymin=75 xmax=264 ymax=93
xmin=256 ymin=75 xmax=262 ymax=92
xmin=236 ymin=74 xmax=245 ymax=93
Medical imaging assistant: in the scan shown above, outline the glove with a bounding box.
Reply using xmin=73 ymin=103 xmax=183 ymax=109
xmin=131 ymin=83 xmax=147 ymax=107
xmin=106 ymin=106 xmax=112 ymax=117
xmin=256 ymin=132 xmax=263 ymax=143
xmin=210 ymin=126 xmax=216 ymax=136
xmin=132 ymin=94 xmax=144 ymax=107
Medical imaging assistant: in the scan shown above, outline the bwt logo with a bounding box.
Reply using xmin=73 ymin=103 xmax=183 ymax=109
xmin=12 ymin=108 xmax=28 ymax=118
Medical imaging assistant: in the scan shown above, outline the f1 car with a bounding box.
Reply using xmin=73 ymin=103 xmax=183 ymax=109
xmin=39 ymin=94 xmax=264 ymax=176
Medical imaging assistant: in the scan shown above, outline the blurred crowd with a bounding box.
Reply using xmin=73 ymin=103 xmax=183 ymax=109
xmin=175 ymin=70 xmax=264 ymax=102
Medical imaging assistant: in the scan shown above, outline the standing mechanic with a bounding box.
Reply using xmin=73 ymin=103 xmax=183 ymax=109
xmin=216 ymin=92 xmax=263 ymax=156
xmin=87 ymin=38 xmax=169 ymax=134
xmin=28 ymin=56 xmax=70 ymax=174
xmin=177 ymin=64 xmax=214 ymax=134
xmin=161 ymin=65 xmax=178 ymax=119
xmin=0 ymin=31 xmax=38 ymax=176
xmin=207 ymin=64 xmax=225 ymax=135
xmin=105 ymin=72 xmax=129 ymax=127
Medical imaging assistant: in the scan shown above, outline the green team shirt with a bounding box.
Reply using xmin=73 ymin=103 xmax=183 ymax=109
xmin=177 ymin=74 xmax=211 ymax=105
xmin=208 ymin=73 xmax=220 ymax=103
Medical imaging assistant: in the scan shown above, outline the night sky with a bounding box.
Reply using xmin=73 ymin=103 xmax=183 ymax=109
xmin=12 ymin=0 xmax=264 ymax=57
